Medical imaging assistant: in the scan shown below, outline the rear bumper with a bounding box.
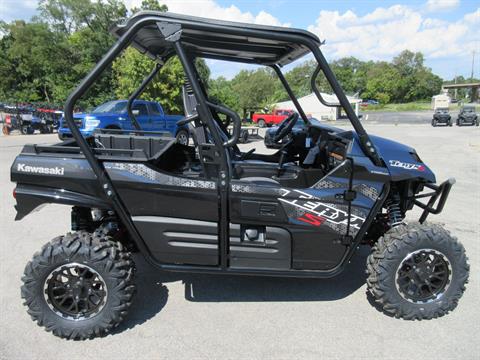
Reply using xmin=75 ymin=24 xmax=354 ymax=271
xmin=433 ymin=116 xmax=451 ymax=122
xmin=457 ymin=117 xmax=477 ymax=124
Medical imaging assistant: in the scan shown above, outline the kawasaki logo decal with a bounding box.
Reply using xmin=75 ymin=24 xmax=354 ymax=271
xmin=389 ymin=160 xmax=425 ymax=172
xmin=17 ymin=163 xmax=65 ymax=176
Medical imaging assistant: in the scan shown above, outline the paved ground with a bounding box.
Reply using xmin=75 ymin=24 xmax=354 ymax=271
xmin=1 ymin=121 xmax=479 ymax=359
xmin=362 ymin=110 xmax=440 ymax=124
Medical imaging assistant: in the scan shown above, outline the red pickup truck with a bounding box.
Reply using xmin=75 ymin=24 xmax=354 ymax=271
xmin=252 ymin=109 xmax=293 ymax=127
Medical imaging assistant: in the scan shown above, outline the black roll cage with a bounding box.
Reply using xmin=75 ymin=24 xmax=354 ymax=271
xmin=127 ymin=61 xmax=163 ymax=130
xmin=63 ymin=13 xmax=386 ymax=278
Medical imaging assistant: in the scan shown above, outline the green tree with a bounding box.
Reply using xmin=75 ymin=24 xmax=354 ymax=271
xmin=389 ymin=50 xmax=442 ymax=102
xmin=331 ymin=57 xmax=372 ymax=95
xmin=0 ymin=20 xmax=72 ymax=102
xmin=112 ymin=47 xmax=210 ymax=113
xmin=131 ymin=0 xmax=167 ymax=13
xmin=34 ymin=0 xmax=128 ymax=107
xmin=208 ymin=76 xmax=237 ymax=110
xmin=229 ymin=68 xmax=281 ymax=113
xmin=363 ymin=62 xmax=400 ymax=104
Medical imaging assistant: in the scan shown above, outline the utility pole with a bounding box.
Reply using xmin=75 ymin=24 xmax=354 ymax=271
xmin=454 ymin=72 xmax=457 ymax=99
xmin=471 ymin=50 xmax=476 ymax=81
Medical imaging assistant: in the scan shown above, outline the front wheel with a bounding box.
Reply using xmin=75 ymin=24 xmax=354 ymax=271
xmin=239 ymin=130 xmax=249 ymax=143
xmin=257 ymin=119 xmax=266 ymax=128
xmin=366 ymin=223 xmax=469 ymax=320
xmin=21 ymin=232 xmax=135 ymax=339
xmin=176 ymin=129 xmax=189 ymax=145
xmin=21 ymin=125 xmax=33 ymax=135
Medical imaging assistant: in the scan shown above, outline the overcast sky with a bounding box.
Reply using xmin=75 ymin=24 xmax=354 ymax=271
xmin=1 ymin=0 xmax=479 ymax=80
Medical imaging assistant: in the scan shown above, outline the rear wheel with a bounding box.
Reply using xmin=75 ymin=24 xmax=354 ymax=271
xmin=21 ymin=232 xmax=135 ymax=340
xmin=366 ymin=223 xmax=469 ymax=320
xmin=257 ymin=119 xmax=266 ymax=128
xmin=240 ymin=130 xmax=249 ymax=143
xmin=176 ymin=129 xmax=189 ymax=145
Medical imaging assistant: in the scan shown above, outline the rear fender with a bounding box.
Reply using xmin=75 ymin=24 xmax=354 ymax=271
xmin=14 ymin=184 xmax=111 ymax=220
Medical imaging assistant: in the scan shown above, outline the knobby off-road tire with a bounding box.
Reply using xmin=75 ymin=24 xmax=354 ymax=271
xmin=21 ymin=125 xmax=31 ymax=135
xmin=21 ymin=231 xmax=135 ymax=340
xmin=366 ymin=223 xmax=469 ymax=320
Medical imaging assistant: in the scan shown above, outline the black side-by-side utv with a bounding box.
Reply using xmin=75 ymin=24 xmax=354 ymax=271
xmin=456 ymin=105 xmax=479 ymax=126
xmin=11 ymin=12 xmax=469 ymax=340
xmin=431 ymin=107 xmax=452 ymax=127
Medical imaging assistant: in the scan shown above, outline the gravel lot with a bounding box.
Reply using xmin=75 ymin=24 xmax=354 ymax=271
xmin=1 ymin=121 xmax=479 ymax=359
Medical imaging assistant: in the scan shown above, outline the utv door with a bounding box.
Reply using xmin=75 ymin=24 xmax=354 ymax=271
xmin=106 ymin=156 xmax=220 ymax=266
xmin=228 ymin=160 xmax=379 ymax=270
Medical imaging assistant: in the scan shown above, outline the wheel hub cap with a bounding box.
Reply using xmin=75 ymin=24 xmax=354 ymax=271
xmin=395 ymin=249 xmax=451 ymax=304
xmin=44 ymin=263 xmax=107 ymax=321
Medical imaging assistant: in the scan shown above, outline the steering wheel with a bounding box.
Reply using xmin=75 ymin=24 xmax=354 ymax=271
xmin=176 ymin=102 xmax=241 ymax=147
xmin=273 ymin=112 xmax=299 ymax=143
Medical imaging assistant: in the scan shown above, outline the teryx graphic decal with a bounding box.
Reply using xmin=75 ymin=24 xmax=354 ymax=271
xmin=389 ymin=160 xmax=425 ymax=172
xmin=297 ymin=213 xmax=326 ymax=227
xmin=278 ymin=189 xmax=365 ymax=232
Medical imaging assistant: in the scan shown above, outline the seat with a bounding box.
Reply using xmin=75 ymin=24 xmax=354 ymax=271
xmin=233 ymin=159 xmax=300 ymax=180
xmin=240 ymin=177 xmax=280 ymax=186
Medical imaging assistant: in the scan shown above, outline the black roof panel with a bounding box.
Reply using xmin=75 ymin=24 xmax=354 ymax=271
xmin=111 ymin=11 xmax=321 ymax=66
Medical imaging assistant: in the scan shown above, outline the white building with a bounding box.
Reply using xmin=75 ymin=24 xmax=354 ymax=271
xmin=274 ymin=92 xmax=362 ymax=121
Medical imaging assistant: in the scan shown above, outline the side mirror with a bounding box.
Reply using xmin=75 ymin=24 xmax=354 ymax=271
xmin=132 ymin=109 xmax=140 ymax=116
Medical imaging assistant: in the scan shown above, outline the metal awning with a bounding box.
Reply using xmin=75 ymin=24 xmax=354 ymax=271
xmin=111 ymin=11 xmax=321 ymax=66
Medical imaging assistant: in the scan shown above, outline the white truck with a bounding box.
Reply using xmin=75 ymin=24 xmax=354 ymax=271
xmin=431 ymin=94 xmax=450 ymax=110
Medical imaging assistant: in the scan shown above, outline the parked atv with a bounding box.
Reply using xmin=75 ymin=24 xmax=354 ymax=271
xmin=35 ymin=108 xmax=63 ymax=133
xmin=431 ymin=108 xmax=452 ymax=127
xmin=456 ymin=105 xmax=478 ymax=126
xmin=2 ymin=106 xmax=37 ymax=135
xmin=2 ymin=104 xmax=61 ymax=135
xmin=11 ymin=12 xmax=469 ymax=340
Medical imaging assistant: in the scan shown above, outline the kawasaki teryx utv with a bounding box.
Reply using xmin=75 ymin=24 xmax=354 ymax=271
xmin=431 ymin=107 xmax=452 ymax=127
xmin=456 ymin=104 xmax=478 ymax=126
xmin=11 ymin=12 xmax=469 ymax=340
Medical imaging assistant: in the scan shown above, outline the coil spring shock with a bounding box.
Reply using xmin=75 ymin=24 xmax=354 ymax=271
xmin=385 ymin=193 xmax=403 ymax=227
xmin=184 ymin=74 xmax=194 ymax=94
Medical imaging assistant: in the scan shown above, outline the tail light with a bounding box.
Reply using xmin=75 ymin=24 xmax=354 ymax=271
xmin=5 ymin=115 xmax=11 ymax=124
xmin=13 ymin=188 xmax=16 ymax=199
